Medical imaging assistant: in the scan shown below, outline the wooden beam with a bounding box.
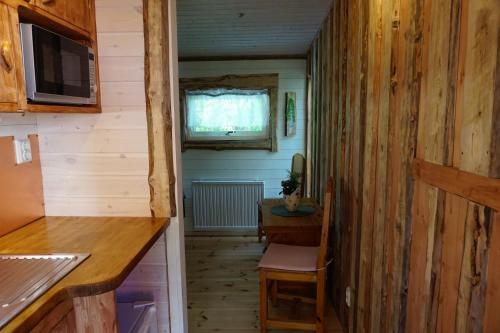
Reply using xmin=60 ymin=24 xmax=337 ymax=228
xmin=143 ymin=0 xmax=177 ymax=217
xmin=178 ymin=54 xmax=307 ymax=62
xmin=412 ymin=158 xmax=500 ymax=211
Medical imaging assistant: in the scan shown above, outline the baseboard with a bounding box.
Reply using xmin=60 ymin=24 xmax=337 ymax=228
xmin=184 ymin=228 xmax=258 ymax=237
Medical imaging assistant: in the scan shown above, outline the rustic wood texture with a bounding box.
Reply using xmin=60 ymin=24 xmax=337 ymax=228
xmin=143 ymin=0 xmax=177 ymax=217
xmin=307 ymin=0 xmax=421 ymax=331
xmin=306 ymin=0 xmax=499 ymax=332
xmin=0 ymin=216 xmax=168 ymax=332
xmin=406 ymin=1 xmax=500 ymax=333
xmin=185 ymin=236 xmax=343 ymax=333
xmin=73 ymin=291 xmax=117 ymax=333
xmin=412 ymin=159 xmax=500 ymax=211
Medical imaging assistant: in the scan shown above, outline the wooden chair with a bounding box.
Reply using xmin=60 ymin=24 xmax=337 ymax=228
xmin=258 ymin=178 xmax=333 ymax=332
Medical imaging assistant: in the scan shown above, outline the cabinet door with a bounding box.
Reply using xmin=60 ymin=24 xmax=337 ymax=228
xmin=35 ymin=0 xmax=90 ymax=32
xmin=0 ymin=4 xmax=20 ymax=111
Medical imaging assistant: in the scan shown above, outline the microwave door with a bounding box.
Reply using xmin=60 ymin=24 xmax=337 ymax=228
xmin=29 ymin=25 xmax=91 ymax=105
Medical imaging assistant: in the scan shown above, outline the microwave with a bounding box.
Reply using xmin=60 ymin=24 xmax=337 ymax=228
xmin=19 ymin=24 xmax=97 ymax=105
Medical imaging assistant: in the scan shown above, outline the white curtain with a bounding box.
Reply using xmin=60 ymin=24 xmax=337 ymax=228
xmin=186 ymin=89 xmax=270 ymax=139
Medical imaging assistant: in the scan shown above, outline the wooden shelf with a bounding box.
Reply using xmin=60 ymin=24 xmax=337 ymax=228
xmin=25 ymin=104 xmax=101 ymax=114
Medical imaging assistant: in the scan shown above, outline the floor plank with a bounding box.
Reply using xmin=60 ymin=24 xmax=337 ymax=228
xmin=185 ymin=236 xmax=344 ymax=332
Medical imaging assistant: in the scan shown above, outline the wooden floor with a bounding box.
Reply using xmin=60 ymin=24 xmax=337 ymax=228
xmin=185 ymin=236 xmax=344 ymax=332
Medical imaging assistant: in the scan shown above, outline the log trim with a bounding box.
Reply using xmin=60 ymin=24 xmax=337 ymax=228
xmin=143 ymin=0 xmax=177 ymax=217
xmin=412 ymin=158 xmax=500 ymax=211
xmin=179 ymin=74 xmax=279 ymax=152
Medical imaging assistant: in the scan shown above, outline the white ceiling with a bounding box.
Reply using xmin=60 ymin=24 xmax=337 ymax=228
xmin=177 ymin=0 xmax=333 ymax=58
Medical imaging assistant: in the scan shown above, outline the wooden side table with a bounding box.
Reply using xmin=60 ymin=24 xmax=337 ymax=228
xmin=259 ymin=198 xmax=323 ymax=246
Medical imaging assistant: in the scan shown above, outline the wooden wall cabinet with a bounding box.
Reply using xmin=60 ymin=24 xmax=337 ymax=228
xmin=33 ymin=0 xmax=90 ymax=33
xmin=0 ymin=3 xmax=25 ymax=112
xmin=0 ymin=0 xmax=101 ymax=113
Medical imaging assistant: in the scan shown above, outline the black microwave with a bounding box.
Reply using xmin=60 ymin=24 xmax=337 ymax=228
xmin=19 ymin=24 xmax=97 ymax=105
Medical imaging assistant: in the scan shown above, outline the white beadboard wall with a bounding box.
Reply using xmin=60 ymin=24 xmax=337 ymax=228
xmin=179 ymin=59 xmax=306 ymax=231
xmin=0 ymin=113 xmax=37 ymax=138
xmin=19 ymin=0 xmax=170 ymax=331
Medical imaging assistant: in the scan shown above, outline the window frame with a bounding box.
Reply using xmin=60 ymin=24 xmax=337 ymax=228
xmin=179 ymin=74 xmax=278 ymax=152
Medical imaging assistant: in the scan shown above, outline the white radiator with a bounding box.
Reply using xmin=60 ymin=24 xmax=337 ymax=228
xmin=192 ymin=180 xmax=264 ymax=229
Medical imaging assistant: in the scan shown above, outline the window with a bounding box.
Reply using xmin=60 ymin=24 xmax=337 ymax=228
xmin=185 ymin=88 xmax=270 ymax=141
xmin=180 ymin=74 xmax=278 ymax=151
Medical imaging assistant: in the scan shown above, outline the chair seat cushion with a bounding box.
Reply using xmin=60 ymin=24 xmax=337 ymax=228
xmin=258 ymin=243 xmax=320 ymax=272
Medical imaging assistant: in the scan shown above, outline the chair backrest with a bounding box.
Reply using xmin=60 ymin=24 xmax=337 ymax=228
xmin=291 ymin=153 xmax=306 ymax=196
xmin=317 ymin=177 xmax=334 ymax=269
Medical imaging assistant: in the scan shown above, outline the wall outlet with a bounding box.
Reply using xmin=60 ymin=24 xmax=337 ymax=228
xmin=14 ymin=138 xmax=32 ymax=164
xmin=346 ymin=286 xmax=351 ymax=307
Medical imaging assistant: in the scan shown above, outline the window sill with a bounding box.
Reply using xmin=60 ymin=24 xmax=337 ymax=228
xmin=182 ymin=139 xmax=276 ymax=152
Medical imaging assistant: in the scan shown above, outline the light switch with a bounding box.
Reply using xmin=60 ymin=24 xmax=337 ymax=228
xmin=14 ymin=138 xmax=32 ymax=164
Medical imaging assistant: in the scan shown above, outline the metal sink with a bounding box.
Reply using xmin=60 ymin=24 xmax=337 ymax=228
xmin=0 ymin=254 xmax=89 ymax=329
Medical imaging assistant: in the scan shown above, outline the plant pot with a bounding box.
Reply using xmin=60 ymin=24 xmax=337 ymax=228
xmin=283 ymin=188 xmax=301 ymax=212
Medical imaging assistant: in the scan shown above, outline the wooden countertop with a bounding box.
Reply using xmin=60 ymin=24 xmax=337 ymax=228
xmin=0 ymin=216 xmax=169 ymax=333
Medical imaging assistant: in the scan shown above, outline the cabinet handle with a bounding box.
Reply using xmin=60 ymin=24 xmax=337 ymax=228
xmin=42 ymin=0 xmax=54 ymax=3
xmin=0 ymin=41 xmax=12 ymax=72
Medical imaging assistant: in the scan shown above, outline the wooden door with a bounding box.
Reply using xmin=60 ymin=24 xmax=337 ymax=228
xmin=0 ymin=4 xmax=20 ymax=111
xmin=35 ymin=0 xmax=90 ymax=32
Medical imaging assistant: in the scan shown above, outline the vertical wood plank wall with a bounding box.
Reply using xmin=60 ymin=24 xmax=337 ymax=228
xmin=306 ymin=0 xmax=499 ymax=332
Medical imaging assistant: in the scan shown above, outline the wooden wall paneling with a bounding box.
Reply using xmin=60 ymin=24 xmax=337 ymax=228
xmin=306 ymin=0 xmax=498 ymax=332
xmin=348 ymin=0 xmax=368 ymax=331
xmin=310 ymin=42 xmax=318 ymax=200
xmin=312 ymin=33 xmax=319 ymax=201
xmin=452 ymin=0 xmax=499 ymax=331
xmin=338 ymin=0 xmax=352 ymax=325
xmin=381 ymin=1 xmax=403 ymax=331
xmin=143 ymin=0 xmax=177 ymax=218
xmin=305 ymin=53 xmax=313 ymax=197
xmin=434 ymin=193 xmax=469 ymax=332
xmin=483 ymin=211 xmax=500 ymax=332
xmin=406 ymin=179 xmax=435 ymax=333
xmin=405 ymin=0 xmax=458 ymax=331
xmin=318 ymin=26 xmax=326 ymax=204
xmin=368 ymin=0 xmax=393 ymax=330
xmin=356 ymin=0 xmax=386 ymax=330
xmin=308 ymin=44 xmax=314 ymax=199
xmin=382 ymin=0 xmax=423 ymax=331
xmin=329 ymin=0 xmax=340 ymax=313
xmin=483 ymin=13 xmax=500 ymax=332
xmin=455 ymin=1 xmax=500 ymax=331
xmin=357 ymin=3 xmax=391 ymax=331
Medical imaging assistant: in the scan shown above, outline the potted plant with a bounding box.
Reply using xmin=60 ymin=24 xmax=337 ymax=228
xmin=280 ymin=171 xmax=301 ymax=212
